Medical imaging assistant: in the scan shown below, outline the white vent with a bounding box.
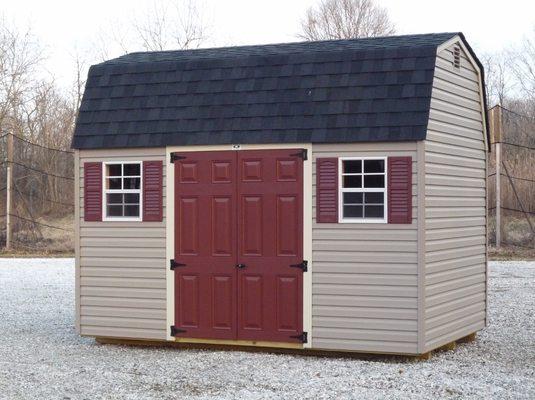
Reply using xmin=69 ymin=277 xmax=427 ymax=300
xmin=453 ymin=47 xmax=461 ymax=69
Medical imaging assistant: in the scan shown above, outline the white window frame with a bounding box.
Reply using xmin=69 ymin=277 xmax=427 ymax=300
xmin=338 ymin=156 xmax=388 ymax=224
xmin=102 ymin=161 xmax=143 ymax=222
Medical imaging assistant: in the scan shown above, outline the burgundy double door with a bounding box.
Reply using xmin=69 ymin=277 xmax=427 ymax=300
xmin=173 ymin=149 xmax=304 ymax=343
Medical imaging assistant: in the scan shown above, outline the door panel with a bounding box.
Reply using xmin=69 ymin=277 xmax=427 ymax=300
xmin=174 ymin=149 xmax=303 ymax=343
xmin=174 ymin=151 xmax=237 ymax=339
xmin=237 ymin=149 xmax=303 ymax=342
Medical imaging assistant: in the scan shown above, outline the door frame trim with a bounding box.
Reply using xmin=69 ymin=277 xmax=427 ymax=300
xmin=165 ymin=143 xmax=313 ymax=347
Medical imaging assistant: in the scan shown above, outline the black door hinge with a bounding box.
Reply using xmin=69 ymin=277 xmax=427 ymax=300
xmin=290 ymin=149 xmax=307 ymax=161
xmin=170 ymin=153 xmax=186 ymax=163
xmin=290 ymin=331 xmax=308 ymax=343
xmin=170 ymin=259 xmax=186 ymax=270
xmin=290 ymin=260 xmax=308 ymax=272
xmin=170 ymin=325 xmax=186 ymax=336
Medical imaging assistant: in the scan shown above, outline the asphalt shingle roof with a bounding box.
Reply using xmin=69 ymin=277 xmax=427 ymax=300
xmin=72 ymin=33 xmax=464 ymax=149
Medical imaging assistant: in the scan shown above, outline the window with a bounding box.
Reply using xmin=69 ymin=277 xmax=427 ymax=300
xmin=339 ymin=157 xmax=387 ymax=223
xmin=103 ymin=162 xmax=142 ymax=221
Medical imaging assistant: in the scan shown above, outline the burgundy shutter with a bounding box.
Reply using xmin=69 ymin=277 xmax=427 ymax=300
xmin=388 ymin=156 xmax=412 ymax=224
xmin=143 ymin=160 xmax=163 ymax=222
xmin=84 ymin=162 xmax=102 ymax=222
xmin=316 ymin=158 xmax=338 ymax=223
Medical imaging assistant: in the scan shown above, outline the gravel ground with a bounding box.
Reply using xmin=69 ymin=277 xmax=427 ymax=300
xmin=0 ymin=259 xmax=533 ymax=400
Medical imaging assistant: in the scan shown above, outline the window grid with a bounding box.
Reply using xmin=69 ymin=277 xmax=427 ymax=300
xmin=339 ymin=157 xmax=387 ymax=223
xmin=103 ymin=162 xmax=142 ymax=221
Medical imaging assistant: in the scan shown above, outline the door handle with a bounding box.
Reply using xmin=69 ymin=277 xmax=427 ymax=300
xmin=236 ymin=263 xmax=246 ymax=269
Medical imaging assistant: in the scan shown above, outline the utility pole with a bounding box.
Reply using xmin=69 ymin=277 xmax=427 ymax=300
xmin=494 ymin=106 xmax=503 ymax=249
xmin=6 ymin=132 xmax=13 ymax=250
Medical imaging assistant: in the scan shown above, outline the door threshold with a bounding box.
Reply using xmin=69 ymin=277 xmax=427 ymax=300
xmin=173 ymin=337 xmax=303 ymax=349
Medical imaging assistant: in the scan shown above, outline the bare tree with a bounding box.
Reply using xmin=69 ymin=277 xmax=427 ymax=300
xmin=482 ymin=52 xmax=511 ymax=107
xmin=509 ymin=28 xmax=535 ymax=105
xmin=298 ymin=0 xmax=396 ymax=41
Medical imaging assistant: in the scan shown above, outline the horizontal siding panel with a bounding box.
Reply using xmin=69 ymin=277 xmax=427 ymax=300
xmin=314 ymin=251 xmax=417 ymax=264
xmin=314 ymin=305 xmax=417 ymax=320
xmin=425 ymin=196 xmax=486 ymax=208
xmin=425 ymin=173 xmax=484 ymax=188
xmin=80 ymin=227 xmax=166 ymax=238
xmin=81 ymin=316 xmax=165 ymax=330
xmin=81 ymin=247 xmax=165 ymax=258
xmin=426 ymin=226 xmax=485 ymax=241
xmin=313 ymin=273 xmax=416 ymax=286
xmin=81 ymin=276 xmax=166 ymax=289
xmin=312 ymin=143 xmax=417 ymax=153
xmin=80 ymin=296 xmax=165 ymax=309
xmin=314 ymin=327 xmax=416 ymax=343
xmin=81 ymin=326 xmax=166 ymax=340
xmin=313 ymin=229 xmax=417 ymax=241
xmin=426 ymin=302 xmax=485 ymax=330
xmin=435 ymin=57 xmax=479 ymax=82
xmin=80 ymin=148 xmax=165 ymax=158
xmin=312 ymin=294 xmax=416 ymax=309
xmin=312 ymin=262 xmax=417 ymax=275
xmin=81 ymin=267 xmax=166 ymax=279
xmin=427 ymin=130 xmax=484 ymax=151
xmin=430 ymin=84 xmax=480 ymax=111
xmin=426 ymin=282 xmax=485 ymax=308
xmin=426 ymin=245 xmax=485 ymax=264
xmin=425 ymin=320 xmax=485 ymax=352
xmin=426 ymin=311 xmax=485 ymax=342
xmin=426 ymin=119 xmax=483 ymax=141
xmin=313 ymin=284 xmax=416 ymax=298
xmin=312 ymin=240 xmax=416 ymax=253
xmin=432 ymin=76 xmax=480 ymax=102
xmin=81 ymin=306 xmax=166 ymax=320
xmin=426 ymin=216 xmax=485 ymax=230
xmin=426 ymin=274 xmax=485 ymax=297
xmin=426 ymin=207 xmax=486 ymax=218
xmin=430 ymin=97 xmax=482 ymax=122
xmin=313 ymin=316 xmax=416 ymax=331
xmin=80 ymin=257 xmax=165 ymax=268
xmin=426 ymin=140 xmax=485 ymax=160
xmin=427 ymin=264 xmax=485 ymax=286
xmin=428 ymin=108 xmax=482 ymax=131
xmin=81 ymin=286 xmax=166 ymax=299
xmin=81 ymin=237 xmax=166 ymax=248
xmin=313 ymin=338 xmax=418 ymax=354
xmin=426 ymin=151 xmax=485 ymax=170
xmin=426 ymin=254 xmax=486 ymax=274
xmin=426 ymin=236 xmax=485 ymax=252
xmin=80 ymin=220 xmax=165 ymax=228
xmin=425 ymin=292 xmax=485 ymax=319
xmin=434 ymin=67 xmax=479 ymax=93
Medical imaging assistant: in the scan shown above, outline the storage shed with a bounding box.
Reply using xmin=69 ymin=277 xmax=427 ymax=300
xmin=72 ymin=32 xmax=489 ymax=356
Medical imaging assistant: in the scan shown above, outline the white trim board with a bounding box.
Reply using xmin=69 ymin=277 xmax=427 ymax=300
xmin=165 ymin=143 xmax=313 ymax=347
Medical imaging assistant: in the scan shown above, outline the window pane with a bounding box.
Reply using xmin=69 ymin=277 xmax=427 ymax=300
xmin=364 ymin=159 xmax=384 ymax=173
xmin=124 ymin=193 xmax=140 ymax=204
xmin=343 ymin=175 xmax=362 ymax=188
xmin=107 ymin=178 xmax=121 ymax=189
xmin=343 ymin=160 xmax=361 ymax=173
xmin=107 ymin=193 xmax=123 ymax=204
xmin=107 ymin=164 xmax=121 ymax=177
xmin=364 ymin=175 xmax=384 ymax=188
xmin=124 ymin=205 xmax=140 ymax=217
xmin=343 ymin=192 xmax=363 ymax=204
xmin=365 ymin=192 xmax=384 ymax=204
xmin=364 ymin=205 xmax=384 ymax=218
xmin=343 ymin=205 xmax=363 ymax=218
xmin=123 ymin=177 xmax=140 ymax=189
xmin=124 ymin=163 xmax=140 ymax=176
xmin=107 ymin=205 xmax=123 ymax=217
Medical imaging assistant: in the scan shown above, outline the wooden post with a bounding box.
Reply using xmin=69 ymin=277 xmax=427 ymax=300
xmin=5 ymin=132 xmax=13 ymax=250
xmin=495 ymin=141 xmax=501 ymax=248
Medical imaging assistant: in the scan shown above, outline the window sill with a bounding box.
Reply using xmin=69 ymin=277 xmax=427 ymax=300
xmin=338 ymin=218 xmax=387 ymax=224
xmin=102 ymin=217 xmax=142 ymax=222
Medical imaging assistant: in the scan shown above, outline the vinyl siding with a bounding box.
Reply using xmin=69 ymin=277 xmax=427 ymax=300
xmin=77 ymin=147 xmax=167 ymax=341
xmin=424 ymin=41 xmax=487 ymax=351
xmin=312 ymin=142 xmax=419 ymax=354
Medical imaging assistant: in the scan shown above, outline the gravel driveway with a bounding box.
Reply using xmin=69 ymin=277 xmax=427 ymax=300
xmin=0 ymin=259 xmax=533 ymax=399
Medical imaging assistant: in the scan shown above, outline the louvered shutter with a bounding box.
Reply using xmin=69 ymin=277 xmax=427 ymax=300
xmin=143 ymin=160 xmax=163 ymax=222
xmin=84 ymin=162 xmax=102 ymax=221
xmin=388 ymin=156 xmax=412 ymax=224
xmin=316 ymin=158 xmax=338 ymax=223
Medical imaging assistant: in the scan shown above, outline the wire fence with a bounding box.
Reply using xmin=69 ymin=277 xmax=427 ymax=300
xmin=0 ymin=132 xmax=74 ymax=252
xmin=488 ymin=106 xmax=535 ymax=250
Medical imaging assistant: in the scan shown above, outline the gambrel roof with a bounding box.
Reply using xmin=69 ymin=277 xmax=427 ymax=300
xmin=72 ymin=32 xmax=486 ymax=149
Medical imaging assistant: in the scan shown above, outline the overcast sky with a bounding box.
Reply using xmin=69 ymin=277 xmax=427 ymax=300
xmin=3 ymin=0 xmax=535 ymax=90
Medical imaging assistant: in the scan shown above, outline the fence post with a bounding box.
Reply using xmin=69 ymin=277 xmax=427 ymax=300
xmin=495 ymin=141 xmax=501 ymax=248
xmin=6 ymin=132 xmax=13 ymax=250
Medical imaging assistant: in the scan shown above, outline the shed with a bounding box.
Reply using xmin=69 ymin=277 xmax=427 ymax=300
xmin=72 ymin=32 xmax=489 ymax=355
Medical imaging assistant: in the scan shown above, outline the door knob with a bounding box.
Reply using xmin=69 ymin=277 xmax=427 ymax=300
xmin=236 ymin=263 xmax=246 ymax=269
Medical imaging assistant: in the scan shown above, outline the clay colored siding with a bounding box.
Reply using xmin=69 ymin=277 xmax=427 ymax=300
xmin=77 ymin=148 xmax=167 ymax=340
xmin=311 ymin=142 xmax=419 ymax=354
xmin=424 ymin=42 xmax=487 ymax=351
